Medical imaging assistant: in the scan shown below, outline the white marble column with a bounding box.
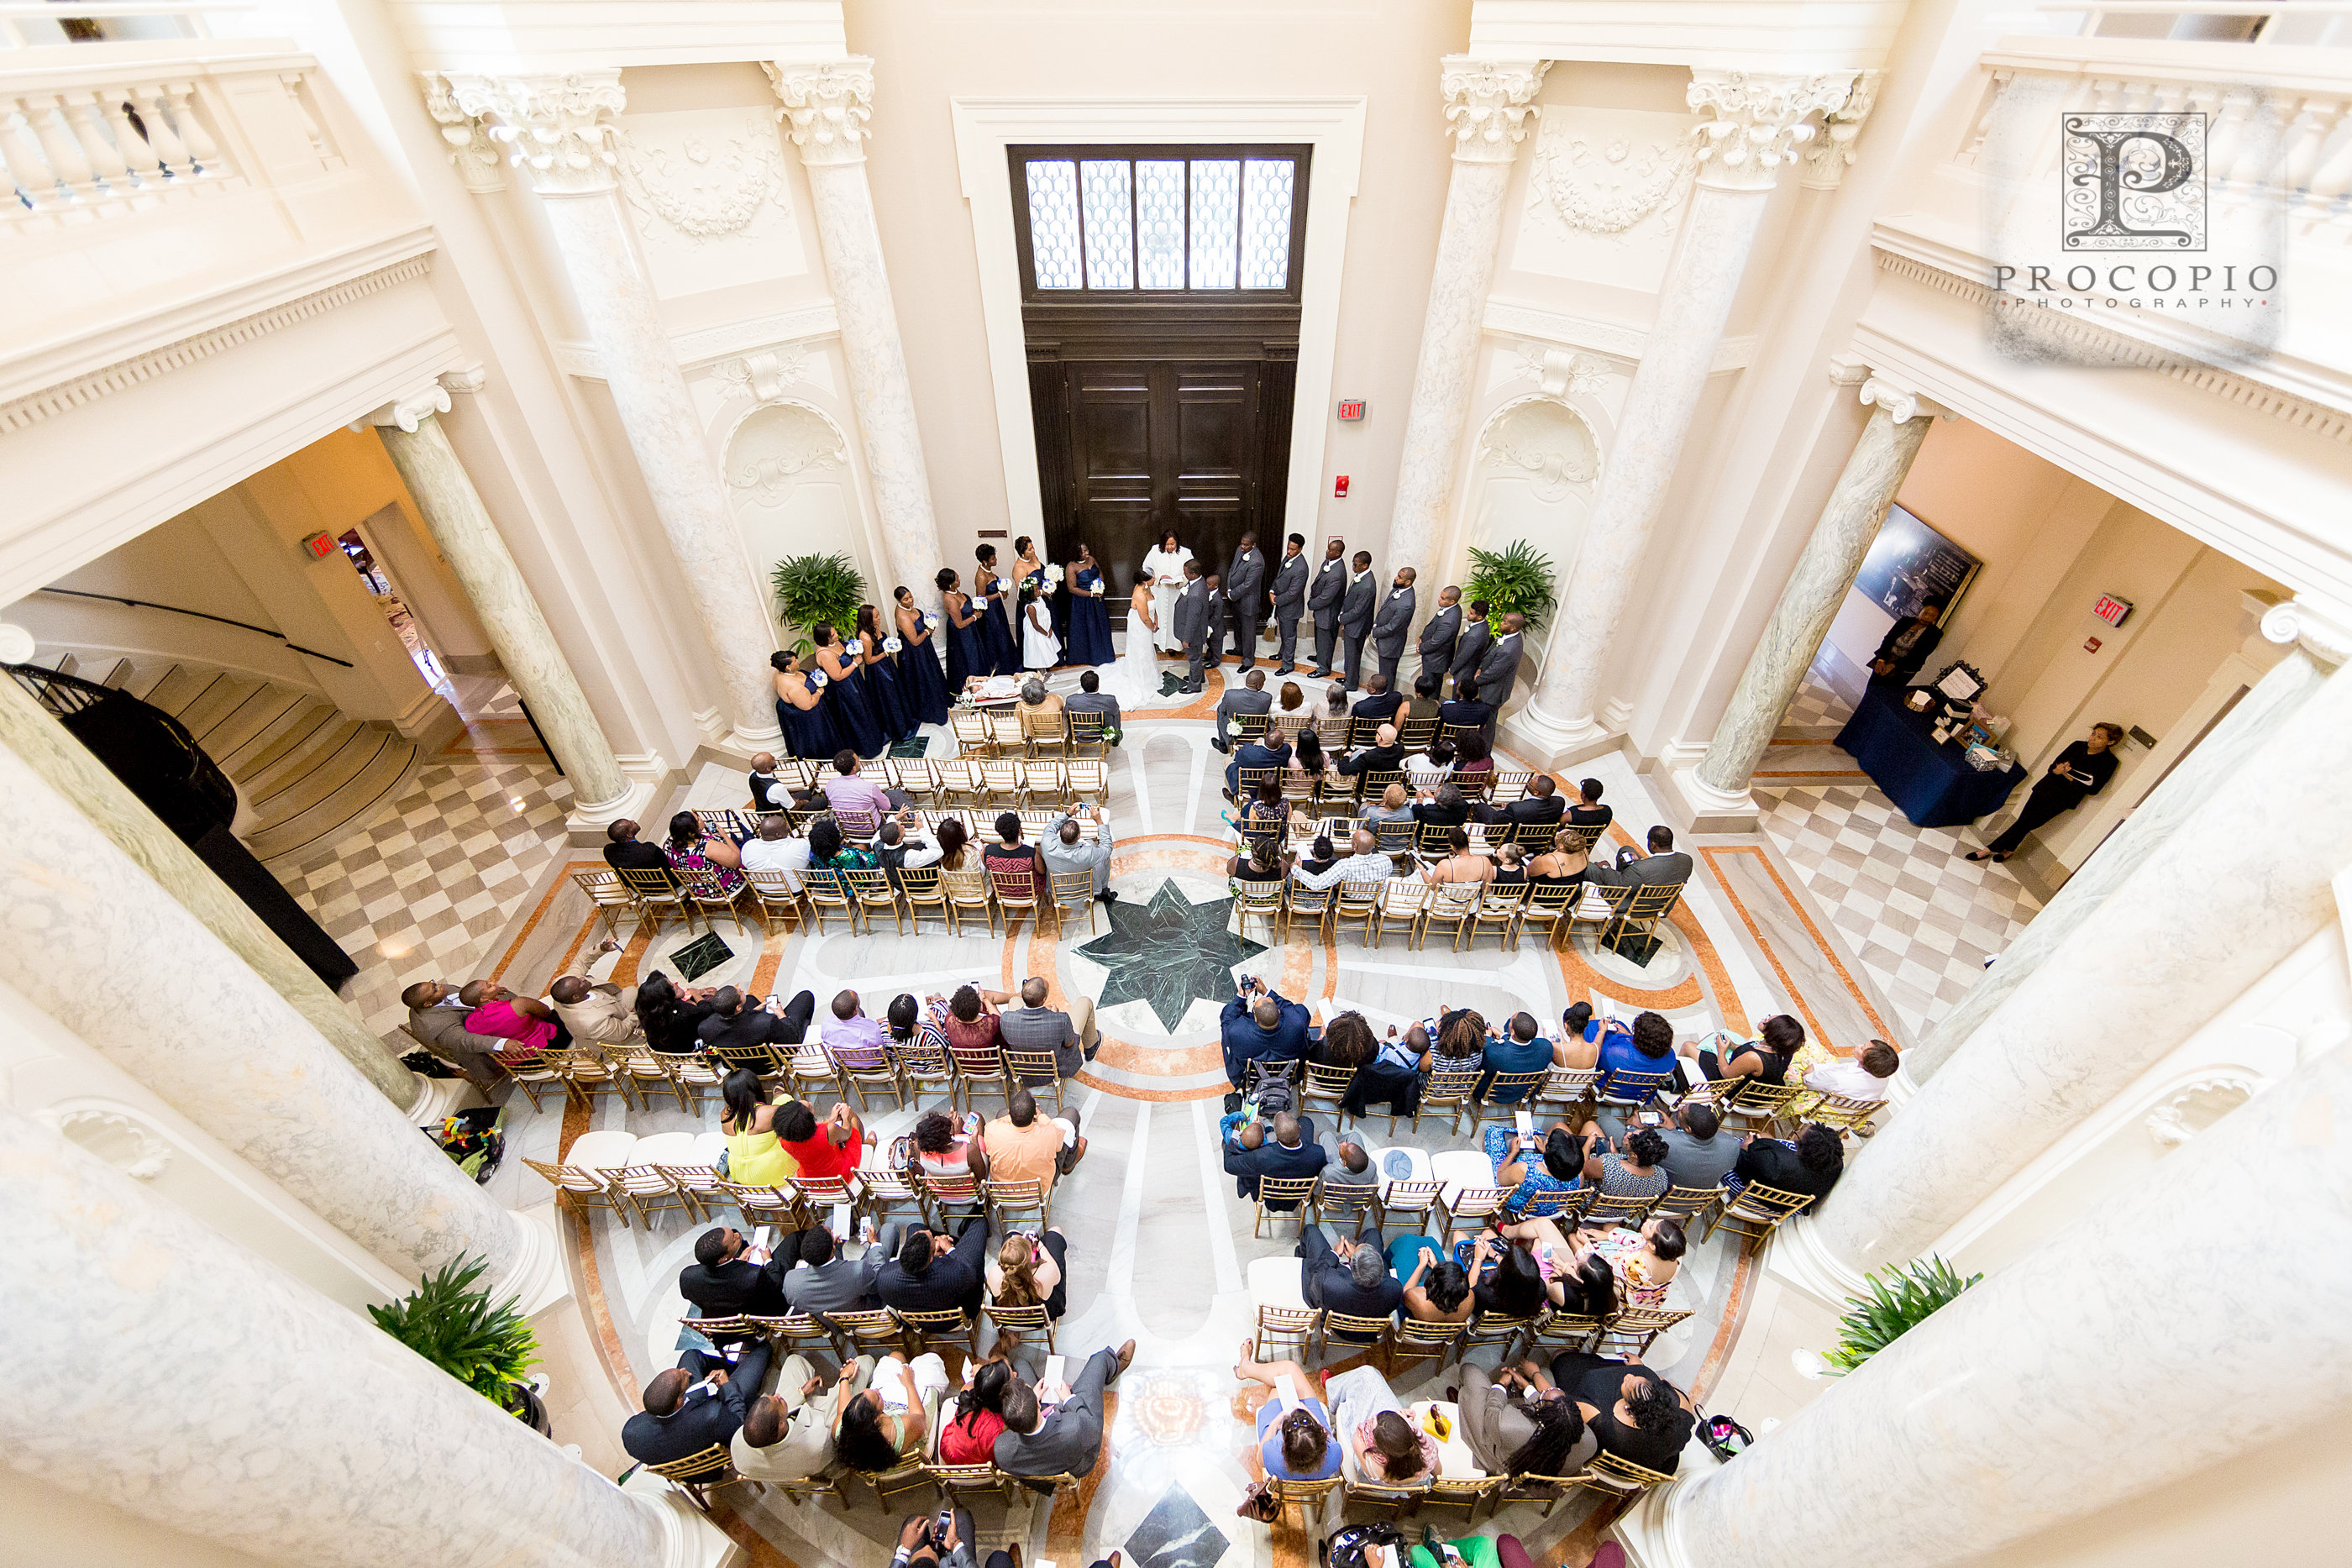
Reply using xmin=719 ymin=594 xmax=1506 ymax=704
xmin=1790 ymin=648 xmax=2352 ymax=1288
xmin=0 ymin=734 xmax=548 ymax=1292
xmin=1385 ymin=57 xmax=1549 ymax=577
xmin=1620 ymin=1036 xmax=2352 ymax=1568
xmin=1908 ymin=597 xmax=2348 ymax=1079
xmin=1511 ymin=71 xmax=1860 ymax=766
xmin=1665 ymin=373 xmax=1942 ymax=832
xmin=0 ymin=1099 xmax=734 ymax=1568
xmin=369 ymin=377 xmax=652 ymax=829
xmin=441 ymin=71 xmax=780 ymax=745
xmin=0 ymin=674 xmax=417 ymax=1107
xmin=765 ymin=57 xmax=943 ymax=609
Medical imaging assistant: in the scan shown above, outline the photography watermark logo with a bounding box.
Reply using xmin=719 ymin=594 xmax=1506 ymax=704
xmin=2061 ymin=112 xmax=2203 ymax=251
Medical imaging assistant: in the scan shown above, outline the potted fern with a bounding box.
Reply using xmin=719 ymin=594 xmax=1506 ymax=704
xmin=1463 ymin=539 xmax=1559 ymax=632
xmin=769 ymin=551 xmax=867 ymax=658
xmin=1798 ymin=1255 xmax=1981 ymax=1378
xmin=370 ymin=1254 xmax=549 ymax=1431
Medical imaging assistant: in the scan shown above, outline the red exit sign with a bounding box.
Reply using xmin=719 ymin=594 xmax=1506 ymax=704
xmin=2092 ymin=594 xmax=2133 ymax=627
xmin=1336 ymin=399 xmax=1365 ymax=421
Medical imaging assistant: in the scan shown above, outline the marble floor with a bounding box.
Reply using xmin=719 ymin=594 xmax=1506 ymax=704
xmin=447 ymin=656 xmax=1915 ymax=1568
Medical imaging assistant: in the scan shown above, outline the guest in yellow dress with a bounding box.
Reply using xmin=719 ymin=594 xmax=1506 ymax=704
xmin=720 ymin=1068 xmax=795 ymax=1185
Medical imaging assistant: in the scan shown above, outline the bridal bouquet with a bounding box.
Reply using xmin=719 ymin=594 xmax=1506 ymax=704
xmin=810 ymin=671 xmax=829 ymax=689
xmin=882 ymin=637 xmax=904 ymax=653
xmin=1042 ymin=563 xmax=1064 ymax=589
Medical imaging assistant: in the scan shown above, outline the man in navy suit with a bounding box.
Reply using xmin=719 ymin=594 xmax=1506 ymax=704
xmin=1223 ymin=1111 xmax=1329 ymax=1205
xmin=1218 ymin=974 xmax=1311 ymax=1088
xmin=622 ymin=1340 xmax=774 ymax=1466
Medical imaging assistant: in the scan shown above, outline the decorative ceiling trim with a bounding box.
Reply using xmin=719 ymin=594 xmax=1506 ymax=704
xmin=0 ymin=254 xmax=437 ymax=434
xmin=1483 ymin=296 xmax=1755 ymax=375
xmin=556 ymin=302 xmax=843 ymax=380
xmin=1870 ymin=242 xmax=2352 ymax=444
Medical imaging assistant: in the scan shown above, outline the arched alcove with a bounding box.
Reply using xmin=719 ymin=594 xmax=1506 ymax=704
xmin=722 ymin=399 xmax=855 ymax=630
xmin=1466 ymin=394 xmax=1601 ymax=672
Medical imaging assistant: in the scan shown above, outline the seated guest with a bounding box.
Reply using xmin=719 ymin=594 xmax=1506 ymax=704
xmin=1310 ymin=1009 xmax=1377 ymax=1070
xmin=1323 ymin=682 xmax=1350 ymax=721
xmin=1063 ymin=669 xmax=1122 ymax=745
xmin=1325 ymin=1364 xmax=1435 ymax=1485
xmin=875 ymin=1219 xmax=991 ymax=1315
xmin=1545 ymin=1351 xmax=1693 ymax=1473
xmin=1296 ymin=832 xmax=1339 ymax=881
xmin=777 ymin=1098 xmax=869 ymax=1183
xmin=1527 ymin=829 xmax=1592 ymax=890
xmin=1473 ymin=1237 xmax=1552 ymax=1319
xmin=699 ymin=986 xmax=816 ymax=1060
xmin=941 ymin=983 xmax=1007 ymax=1070
xmin=1405 ymin=670 xmax=1445 ymax=727
xmin=1487 ymin=1122 xmax=1588 ymax=1213
xmin=1042 ymin=805 xmax=1116 ymax=902
xmin=400 ymin=978 xmax=508 ymax=1089
xmin=633 ymin=970 xmax=719 ymax=1057
xmin=718 ymin=1067 xmax=795 ymax=1187
xmin=987 ymin=1228 xmax=1070 ymax=1321
xmin=780 ymin=1220 xmax=897 ymax=1315
xmin=832 ymin=1350 xmax=948 ymax=1472
xmin=1579 ymin=1216 xmax=1685 ymax=1309
xmin=804 ymin=816 xmax=877 ymax=873
xmin=1437 ymin=681 xmax=1494 ymax=746
xmin=1016 ymin=676 xmax=1065 ymax=727
xmin=1477 ymin=769 xmax=1566 ymax=828
xmin=549 ymin=951 xmax=640 ymax=1051
xmin=984 ymin=1088 xmax=1086 ymax=1192
xmin=622 ymin=1340 xmax=774 ymax=1466
xmin=936 ymin=1358 xmax=1014 ymax=1466
xmin=1683 ymin=1013 xmax=1804 ymax=1085
xmin=822 ymin=750 xmax=908 ymax=823
xmin=1000 ymin=974 xmax=1093 ymax=1081
xmin=1349 ymin=673 xmax=1403 ymax=727
xmin=1574 ymin=1122 xmax=1672 ymax=1205
xmin=1390 ymin=1236 xmax=1474 ymax=1324
xmin=1230 ymin=836 xmax=1287 ymax=887
xmin=1232 ymin=1343 xmax=1341 ymax=1483
xmin=459 ymin=979 xmax=568 ymax=1052
xmin=1219 ymin=975 xmax=1312 ymax=1088
xmin=983 ymin=811 xmax=1047 ymax=885
xmin=1801 ymin=1037 xmax=1902 ymax=1104
xmin=734 ymin=1355 xmax=859 ymax=1481
xmin=994 ymin=1340 xmax=1135 ymax=1479
xmin=1336 ymin=722 xmax=1406 ymax=778
xmin=1458 ymin=1362 xmax=1595 ymax=1480
xmin=1452 ymin=732 xmax=1496 ymax=794
xmin=1598 ymin=1009 xmax=1683 ymax=1099
xmin=664 ymin=810 xmax=743 ymax=893
xmin=746 ymin=752 xmax=812 ymax=813
xmin=818 ymin=989 xmax=893 ymax=1075
xmin=1289 ymin=726 xmax=1331 ymax=784
xmin=1320 ymin=1140 xmax=1378 ymax=1191
xmin=873 ymin=815 xmax=945 ymax=884
xmin=1656 ymin=1100 xmax=1741 ymax=1192
xmin=1567 ymin=778 xmax=1613 ymax=831
xmin=738 ymin=813 xmax=813 ymax=889
xmin=1292 ymin=826 xmax=1397 ymax=893
xmin=1420 ymin=826 xmax=1491 ymax=887
xmin=1213 ymin=668 xmax=1275 ymax=753
xmin=1729 ymin=1122 xmax=1845 ymax=1201
xmin=1400 ymin=737 xmax=1456 ymax=789
xmin=1411 ymin=783 xmax=1471 ymax=830
xmin=1479 ymin=1011 xmax=1552 ymax=1101
xmin=1224 ymin=726 xmax=1294 ymax=795
xmin=1358 ymin=782 xmax=1416 ymax=831
xmin=1299 ymin=1226 xmax=1404 ymax=1338
xmin=679 ymin=1224 xmax=785 ymax=1328
xmin=1588 ymin=824 xmax=1694 ymax=891
xmin=601 ymin=817 xmax=669 ymax=872
xmin=1492 ymin=842 xmax=1530 ymax=886
xmin=1223 ymin=1112 xmax=1328 ymax=1203
xmin=909 ymin=1109 xmax=988 ymax=1181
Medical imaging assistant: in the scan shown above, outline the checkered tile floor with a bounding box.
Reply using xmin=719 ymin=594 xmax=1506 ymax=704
xmin=284 ymin=680 xmax=573 ymax=1047
xmin=1752 ymin=678 xmax=2043 ymax=1044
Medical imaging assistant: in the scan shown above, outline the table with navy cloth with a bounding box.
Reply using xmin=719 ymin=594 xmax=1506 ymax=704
xmin=1834 ymin=681 xmax=2026 ymax=829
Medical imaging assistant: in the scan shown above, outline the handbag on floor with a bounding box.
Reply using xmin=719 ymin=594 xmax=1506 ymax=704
xmin=1323 ymin=1521 xmax=1409 ymax=1568
xmin=1235 ymin=1479 xmax=1279 ymax=1522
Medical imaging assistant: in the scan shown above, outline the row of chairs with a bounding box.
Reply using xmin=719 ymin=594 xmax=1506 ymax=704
xmin=948 ymin=705 xmax=1113 ymax=758
xmin=579 ymin=856 xmax=1106 ymax=946
xmin=1230 ymin=875 xmax=1679 ymax=957
xmin=702 ymin=1028 xmax=1079 ymax=1122
xmin=1231 ymin=762 xmax=1533 ymax=814
xmin=1248 ymin=1449 xmax=1675 ymax=1532
xmin=1242 ymin=809 xmax=1604 ymax=863
xmin=527 ymin=1150 xmax=1057 ymax=1236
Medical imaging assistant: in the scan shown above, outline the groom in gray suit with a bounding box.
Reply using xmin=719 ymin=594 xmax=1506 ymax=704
xmin=1269 ymin=533 xmax=1309 ymax=675
xmin=1336 ymin=550 xmax=1378 ymax=691
xmin=1225 ymin=532 xmax=1267 ymax=673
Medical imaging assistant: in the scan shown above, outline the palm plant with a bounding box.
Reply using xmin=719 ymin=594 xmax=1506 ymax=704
xmin=1463 ymin=539 xmax=1559 ymax=632
xmin=369 ymin=1254 xmax=540 ymax=1413
xmin=1819 ymin=1255 xmax=1981 ymax=1375
xmin=770 ymin=551 xmax=867 ymax=657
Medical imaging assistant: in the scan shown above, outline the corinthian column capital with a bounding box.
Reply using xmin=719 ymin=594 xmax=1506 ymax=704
xmin=1800 ymin=69 xmax=1882 ymax=190
xmin=764 ymin=56 xmax=875 ymax=167
xmin=1438 ymin=56 xmax=1549 ymax=165
xmin=1857 ymin=371 xmax=1950 ymax=425
xmin=442 ymin=71 xmax=625 ymax=195
xmin=1687 ymin=69 xmax=1859 ymax=191
xmin=418 ymin=71 xmax=505 ymax=194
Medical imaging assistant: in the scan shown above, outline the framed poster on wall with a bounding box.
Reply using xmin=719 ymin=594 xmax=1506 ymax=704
xmin=1856 ymin=502 xmax=1982 ymax=621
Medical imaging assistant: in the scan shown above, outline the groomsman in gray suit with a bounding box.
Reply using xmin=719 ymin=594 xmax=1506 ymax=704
xmin=1370 ymin=567 xmax=1416 ymax=692
xmin=1308 ymin=538 xmax=1347 ymax=679
xmin=1448 ymin=599 xmax=1493 ymax=699
xmin=1336 ymin=550 xmax=1378 ymax=691
xmin=1225 ymin=532 xmax=1267 ymax=673
xmin=1269 ymin=533 xmax=1309 ymax=675
xmin=1179 ymin=564 xmax=1226 ymax=694
xmin=1474 ymin=611 xmax=1528 ymax=705
xmin=1416 ymin=585 xmax=1462 ymax=692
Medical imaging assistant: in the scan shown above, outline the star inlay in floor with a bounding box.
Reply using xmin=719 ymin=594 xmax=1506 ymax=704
xmin=1071 ymin=876 xmax=1268 ymax=1030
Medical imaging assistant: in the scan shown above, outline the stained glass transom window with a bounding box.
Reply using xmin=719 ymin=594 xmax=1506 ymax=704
xmin=1017 ymin=148 xmax=1303 ymax=296
xmin=1136 ymin=159 xmax=1187 ymax=291
xmin=1240 ymin=159 xmax=1295 ymax=290
xmin=1024 ymin=160 xmax=1083 ymax=290
xmin=1079 ymin=160 xmax=1134 ymax=289
xmin=1186 ymin=159 xmax=1240 ymax=290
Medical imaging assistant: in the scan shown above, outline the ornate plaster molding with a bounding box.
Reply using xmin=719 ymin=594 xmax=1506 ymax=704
xmin=1440 ymin=56 xmax=1549 ymax=165
xmin=0 ymin=253 xmax=435 ymax=434
xmin=2260 ymin=596 xmax=2352 ymax=669
xmin=2143 ymin=1072 xmax=2257 ymax=1148
xmin=37 ymin=1105 xmax=173 ymax=1181
xmin=616 ymin=116 xmax=793 ymax=241
xmin=1857 ymin=373 xmax=1950 ymax=424
xmin=725 ymin=402 xmax=848 ymax=503
xmin=713 ymin=344 xmax=812 ymax=403
xmin=1800 ymin=70 xmax=1882 ymax=191
xmin=1476 ymin=395 xmax=1602 ymax=501
xmin=1871 ymin=245 xmax=2352 ymax=444
xmin=418 ymin=71 xmax=505 ymax=194
xmin=444 ymin=71 xmax=626 ymax=195
xmin=439 ymin=364 xmax=488 ymax=396
xmin=1686 ymin=70 xmax=1857 ymax=191
xmin=1512 ymin=343 xmax=1616 ymax=402
xmin=764 ymin=57 xmax=874 ymax=168
xmin=1528 ymin=120 xmax=1695 ymax=237
xmin=365 ymin=383 xmax=452 ymax=433
xmin=1483 ymin=296 xmax=1755 ymax=375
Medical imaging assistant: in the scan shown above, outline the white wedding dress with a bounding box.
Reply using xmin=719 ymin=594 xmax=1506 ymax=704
xmin=1098 ymin=590 xmax=1167 ymax=708
xmin=1139 ymin=543 xmax=1193 ymax=653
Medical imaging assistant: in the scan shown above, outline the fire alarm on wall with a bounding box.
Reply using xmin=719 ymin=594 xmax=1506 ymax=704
xmin=1337 ymin=399 xmax=1365 ymax=421
xmin=1333 ymin=475 xmax=1350 ymax=498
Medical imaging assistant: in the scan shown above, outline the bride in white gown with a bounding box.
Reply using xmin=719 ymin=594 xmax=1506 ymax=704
xmin=1096 ymin=579 xmax=1167 ymax=709
xmin=1139 ymin=530 xmax=1192 ymax=654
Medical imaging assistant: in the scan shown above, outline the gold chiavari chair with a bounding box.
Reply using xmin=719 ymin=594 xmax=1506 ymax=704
xmin=1065 ymin=755 xmax=1110 ymax=805
xmin=894 ymin=1305 xmax=979 ymax=1360
xmin=523 ymin=1156 xmax=631 ymax=1227
xmin=1414 ymin=881 xmax=1479 ymax=950
xmin=1594 ymin=1067 xmax=1678 ymax=1120
xmin=1578 ymin=1189 xmax=1660 ymax=1229
xmin=946 ymin=1036 xmax=1014 ymax=1118
xmin=1567 ymin=880 xmax=1627 ymax=943
xmin=1596 ymin=1306 xmax=1693 ymax=1359
xmin=616 ymin=866 xmax=696 ymax=935
xmin=999 ymin=1047 xmax=1067 ymax=1114
xmin=983 ymin=1300 xmax=1056 ymax=1357
xmin=1331 ymin=878 xmax=1387 ymax=946
xmin=1233 ymin=878 xmax=1284 ymax=941
xmin=918 ymin=1170 xmax=987 ymax=1226
xmin=715 ymin=1179 xmax=802 ymax=1231
xmin=572 ymin=868 xmax=638 ymax=941
xmin=562 ymin=1046 xmax=635 ymax=1113
xmin=676 ymin=863 xmax=759 ymax=937
xmin=1468 ymin=880 xmax=1529 ymax=950
xmin=848 ymin=1457 xmax=940 ymax=1512
xmin=1048 ymin=869 xmax=1100 ymax=936
xmin=1020 ymin=706 xmax=1068 ymax=757
xmin=990 ymin=861 xmax=1055 ymax=936
xmin=897 ymin=865 xmax=951 ymax=934
xmin=1310 ymin=1175 xmax=1381 ymax=1239
xmin=856 ymin=1167 xmax=927 ymax=1233
xmin=617 ymin=1045 xmax=691 ymax=1113
xmin=1453 ymin=1312 xmax=1537 ymax=1369
xmin=1534 ymin=1066 xmax=1601 ymax=1128
xmin=979 ymin=759 xmax=1025 ymax=807
xmin=1421 ymin=1474 xmax=1503 ymax=1526
xmin=940 ymin=865 xmax=996 ymax=936
xmin=843 ymin=867 xmax=908 ymax=936
xmin=1381 ymin=1180 xmax=1443 ymax=1237
xmin=890 ymin=1036 xmax=958 ymax=1109
xmin=799 ymin=867 xmax=860 ymax=936
xmin=659 ymin=1162 xmax=729 ymax=1225
xmin=610 ymin=1163 xmax=700 ymax=1228
xmin=1369 ymin=815 xmax=1415 ymax=857
xmin=1474 ymin=1072 xmax=1551 ymax=1130
xmin=1414 ymin=1062 xmax=1483 ymax=1135
xmin=1703 ymin=1182 xmax=1817 ymax=1255
xmin=1804 ymin=1091 xmax=1889 ymax=1140
xmin=1396 ymin=716 xmax=1436 ymax=753
xmin=706 ymin=1039 xmax=790 ymax=1093
xmin=1573 ymin=1451 xmax=1681 ymax=1503
xmin=1385 ymin=1315 xmax=1463 ymax=1378
xmin=1714 ymin=1077 xmax=1803 ymax=1135
xmin=691 ymin=808 xmax=753 ymax=842
xmin=1515 ymin=880 xmax=1577 ymax=949
xmin=949 ymin=711 xmax=994 ymax=757
xmin=1268 ymin=1474 xmax=1342 ymax=1530
xmin=933 ymin=756 xmax=983 ymax=807
xmin=744 ymin=868 xmax=804 ymax=935
xmin=1281 ymin=877 xmax=1333 ymax=942
xmin=926 ymin=1461 xmax=1016 ymax=1512
xmin=496 ymin=1046 xmax=570 ymax=1113
xmin=1300 ymin=1062 xmax=1356 ymax=1131
xmin=1374 ymin=879 xmax=1425 ymax=947
xmin=1528 ymin=1308 xmax=1607 ymax=1360
xmin=1603 ymin=879 xmax=1688 ymax=955
xmin=1065 ymin=708 xmax=1109 ymax=757
xmin=1252 ymin=1175 xmax=1318 ymax=1237
xmin=1020 ymin=758 xmax=1067 ymax=807
xmin=1441 ymin=1184 xmax=1511 ymax=1242
xmin=1252 ymin=1303 xmax=1320 ymax=1361
xmin=643 ymin=1443 xmax=742 ymax=1511
xmin=985 ymin=1175 xmax=1051 ymax=1233
xmin=1650 ymin=1183 xmax=1727 ymax=1227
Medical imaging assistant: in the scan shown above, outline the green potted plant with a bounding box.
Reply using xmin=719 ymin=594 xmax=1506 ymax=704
xmin=1799 ymin=1255 xmax=1981 ymax=1378
xmin=769 ymin=551 xmax=867 ymax=658
xmin=1463 ymin=539 xmax=1559 ymax=632
xmin=370 ymin=1254 xmax=549 ymax=1430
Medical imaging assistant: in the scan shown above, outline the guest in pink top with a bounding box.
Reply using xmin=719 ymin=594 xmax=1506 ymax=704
xmin=459 ymin=980 xmax=569 ymax=1053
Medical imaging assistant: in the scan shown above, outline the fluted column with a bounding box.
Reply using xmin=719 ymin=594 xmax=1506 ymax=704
xmin=1512 ymin=71 xmax=1861 ymax=765
xmin=765 ymin=57 xmax=942 ymax=608
xmin=1908 ymin=597 xmax=2348 ymax=1079
xmin=0 ymin=732 xmax=536 ymax=1287
xmin=1385 ymin=57 xmax=1549 ymax=576
xmin=1620 ymin=1036 xmax=2352 ymax=1568
xmin=0 ymin=1100 xmax=727 ymax=1568
xmin=369 ymin=376 xmax=651 ymax=829
xmin=0 ymin=675 xmax=415 ymax=1107
xmin=1664 ymin=372 xmax=1942 ymax=832
xmin=437 ymin=71 xmax=780 ymax=744
xmin=1796 ymin=648 xmax=2352 ymax=1285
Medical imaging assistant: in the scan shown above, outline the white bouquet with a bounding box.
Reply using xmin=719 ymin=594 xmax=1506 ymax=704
xmin=1042 ymin=563 xmax=1064 ymax=589
xmin=916 ymin=611 xmax=932 ymax=632
xmin=811 ymin=670 xmax=829 ymax=690
xmin=882 ymin=637 xmax=904 ymax=653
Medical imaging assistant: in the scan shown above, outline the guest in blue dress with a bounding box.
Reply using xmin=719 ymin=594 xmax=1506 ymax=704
xmin=769 ymin=649 xmax=838 ymax=760
xmin=1063 ymin=543 xmax=1116 ymax=668
xmin=811 ymin=625 xmax=885 ymax=758
xmin=1483 ymin=1122 xmax=1587 ymax=1214
xmin=893 ymin=585 xmax=953 ymax=727
xmin=856 ymin=606 xmax=916 ymax=744
xmin=974 ymin=544 xmax=1021 ymax=676
xmin=936 ymin=568 xmax=983 ymax=696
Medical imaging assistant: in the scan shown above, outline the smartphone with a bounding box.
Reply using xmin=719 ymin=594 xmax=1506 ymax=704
xmin=1637 ymin=1111 xmax=1664 ymax=1127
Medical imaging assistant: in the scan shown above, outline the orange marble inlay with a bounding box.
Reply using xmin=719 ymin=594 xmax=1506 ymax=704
xmin=1698 ymin=845 xmax=1891 ymax=1051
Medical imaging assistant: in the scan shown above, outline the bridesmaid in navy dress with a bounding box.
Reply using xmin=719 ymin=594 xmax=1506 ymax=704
xmin=974 ymin=543 xmax=1021 ymax=676
xmin=936 ymin=568 xmax=983 ymax=697
xmin=769 ymin=649 xmax=838 ymax=760
xmin=1063 ymin=542 xmax=1116 ymax=668
xmin=894 ymin=584 xmax=953 ymax=727
xmin=856 ymin=605 xmax=916 ymax=744
xmin=811 ymin=625 xmax=885 ymax=758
